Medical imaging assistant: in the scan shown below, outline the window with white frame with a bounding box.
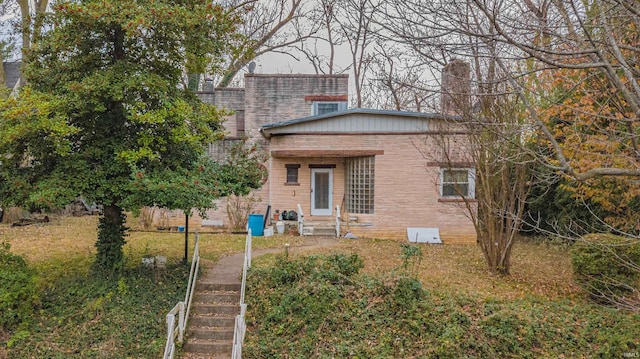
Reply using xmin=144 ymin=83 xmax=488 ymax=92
xmin=312 ymin=101 xmax=347 ymax=115
xmin=441 ymin=168 xmax=475 ymax=198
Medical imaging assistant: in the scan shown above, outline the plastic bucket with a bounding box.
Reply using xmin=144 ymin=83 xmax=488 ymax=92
xmin=276 ymin=221 xmax=285 ymax=234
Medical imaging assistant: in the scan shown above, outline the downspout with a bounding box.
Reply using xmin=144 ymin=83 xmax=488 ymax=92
xmin=268 ymin=140 xmax=273 ymax=214
xmin=261 ymin=128 xmax=273 ymax=216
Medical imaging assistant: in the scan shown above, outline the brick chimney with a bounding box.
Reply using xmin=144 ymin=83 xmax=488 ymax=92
xmin=440 ymin=60 xmax=471 ymax=116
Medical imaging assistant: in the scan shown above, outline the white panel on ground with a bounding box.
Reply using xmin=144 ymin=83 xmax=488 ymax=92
xmin=407 ymin=228 xmax=442 ymax=244
xmin=202 ymin=219 xmax=223 ymax=226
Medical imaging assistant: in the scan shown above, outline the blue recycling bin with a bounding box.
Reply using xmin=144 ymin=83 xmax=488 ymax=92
xmin=248 ymin=214 xmax=264 ymax=236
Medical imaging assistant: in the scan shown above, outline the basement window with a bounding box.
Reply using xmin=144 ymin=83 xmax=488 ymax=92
xmin=345 ymin=156 xmax=375 ymax=214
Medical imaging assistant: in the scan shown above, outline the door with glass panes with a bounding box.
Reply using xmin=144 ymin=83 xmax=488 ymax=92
xmin=311 ymin=168 xmax=333 ymax=216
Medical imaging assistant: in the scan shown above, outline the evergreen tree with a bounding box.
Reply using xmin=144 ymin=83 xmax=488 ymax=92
xmin=0 ymin=0 xmax=262 ymax=270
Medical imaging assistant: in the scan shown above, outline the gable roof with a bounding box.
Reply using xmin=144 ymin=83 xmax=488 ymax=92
xmin=261 ymin=108 xmax=455 ymax=138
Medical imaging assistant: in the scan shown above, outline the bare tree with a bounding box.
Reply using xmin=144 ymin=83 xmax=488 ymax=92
xmin=472 ymin=102 xmax=533 ymax=275
xmin=293 ymin=0 xmax=344 ymax=74
xmin=467 ymin=0 xmax=640 ymax=180
xmin=372 ymin=0 xmax=640 ymax=293
xmin=215 ymin=0 xmax=321 ymax=87
xmin=365 ymin=45 xmax=437 ymax=111
xmin=371 ymin=0 xmax=538 ymax=274
xmin=0 ymin=0 xmax=49 ymax=92
xmin=419 ymin=60 xmax=533 ymax=275
xmin=469 ymin=0 xmax=640 ymax=303
xmin=332 ymin=0 xmax=377 ymax=107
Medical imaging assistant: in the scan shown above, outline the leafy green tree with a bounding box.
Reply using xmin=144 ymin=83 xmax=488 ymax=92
xmin=0 ymin=0 xmax=262 ymax=271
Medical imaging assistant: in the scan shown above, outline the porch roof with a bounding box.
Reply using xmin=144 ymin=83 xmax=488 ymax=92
xmin=271 ymin=149 xmax=384 ymax=158
xmin=260 ymin=108 xmax=454 ymax=138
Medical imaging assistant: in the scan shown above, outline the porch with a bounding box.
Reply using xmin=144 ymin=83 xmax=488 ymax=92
xmin=268 ymin=151 xmax=378 ymax=230
xmin=267 ymin=204 xmax=370 ymax=238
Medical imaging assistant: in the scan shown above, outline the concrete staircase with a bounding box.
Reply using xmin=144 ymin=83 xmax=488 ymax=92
xmin=179 ymin=234 xmax=341 ymax=359
xmin=301 ymin=220 xmax=339 ymax=237
xmin=182 ymin=282 xmax=240 ymax=359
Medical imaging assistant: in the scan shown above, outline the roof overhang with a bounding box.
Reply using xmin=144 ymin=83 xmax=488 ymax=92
xmin=261 ymin=108 xmax=456 ymax=139
xmin=271 ymin=149 xmax=384 ymax=158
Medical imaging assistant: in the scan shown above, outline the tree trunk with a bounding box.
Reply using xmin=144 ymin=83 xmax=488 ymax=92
xmin=95 ymin=204 xmax=128 ymax=271
xmin=0 ymin=50 xmax=5 ymax=90
xmin=217 ymin=61 xmax=244 ymax=88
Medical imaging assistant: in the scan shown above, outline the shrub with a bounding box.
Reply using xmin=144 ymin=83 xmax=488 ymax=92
xmin=318 ymin=253 xmax=364 ymax=284
xmin=399 ymin=244 xmax=423 ymax=277
xmin=1 ymin=207 xmax=26 ymax=224
xmin=7 ymin=262 xmax=190 ymax=357
xmin=226 ymin=194 xmax=259 ymax=232
xmin=0 ymin=242 xmax=40 ymax=330
xmin=245 ymin=251 xmax=640 ymax=358
xmin=571 ymin=234 xmax=640 ymax=308
xmin=391 ymin=277 xmax=425 ymax=310
xmin=138 ymin=206 xmax=158 ymax=230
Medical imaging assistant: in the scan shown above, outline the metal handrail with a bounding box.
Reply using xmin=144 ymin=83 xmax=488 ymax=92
xmin=163 ymin=302 xmax=182 ymax=359
xmin=183 ymin=233 xmax=200 ymax=332
xmin=163 ymin=232 xmax=200 ymax=359
xmin=232 ymin=229 xmax=252 ymax=359
xmin=335 ymin=205 xmax=341 ymax=238
xmin=297 ymin=204 xmax=304 ymax=235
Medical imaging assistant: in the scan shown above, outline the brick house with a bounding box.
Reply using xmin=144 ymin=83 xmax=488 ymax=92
xmin=190 ymin=64 xmax=476 ymax=244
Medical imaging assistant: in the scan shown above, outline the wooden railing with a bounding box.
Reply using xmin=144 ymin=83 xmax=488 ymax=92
xmin=163 ymin=233 xmax=201 ymax=359
xmin=232 ymin=229 xmax=252 ymax=359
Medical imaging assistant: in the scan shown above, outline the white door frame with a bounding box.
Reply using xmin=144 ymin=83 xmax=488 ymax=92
xmin=311 ymin=168 xmax=333 ymax=216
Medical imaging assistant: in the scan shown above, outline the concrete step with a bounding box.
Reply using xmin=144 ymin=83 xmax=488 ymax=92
xmin=182 ymin=339 xmax=232 ymax=355
xmin=181 ymin=353 xmax=229 ymax=359
xmin=302 ymin=225 xmax=338 ymax=237
xmin=192 ymin=303 xmax=240 ymax=316
xmin=189 ymin=315 xmax=236 ymax=328
xmin=197 ymin=282 xmax=241 ymax=292
xmin=194 ymin=291 xmax=240 ymax=304
xmin=313 ymin=227 xmax=338 ymax=236
xmin=187 ymin=328 xmax=234 ymax=341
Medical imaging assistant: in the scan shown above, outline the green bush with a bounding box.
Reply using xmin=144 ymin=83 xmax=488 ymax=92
xmin=317 ymin=253 xmax=364 ymax=284
xmin=0 ymin=241 xmax=40 ymax=330
xmin=571 ymin=234 xmax=640 ymax=306
xmin=8 ymin=262 xmax=189 ymax=357
xmin=391 ymin=277 xmax=425 ymax=310
xmin=245 ymin=251 xmax=640 ymax=358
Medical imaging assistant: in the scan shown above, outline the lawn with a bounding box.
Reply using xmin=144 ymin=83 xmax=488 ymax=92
xmin=2 ymin=215 xmax=301 ymax=268
xmin=245 ymin=240 xmax=640 ymax=358
xmin=0 ymin=214 xmax=301 ymax=359
xmin=2 ymin=216 xmax=638 ymax=358
xmin=292 ymin=237 xmax=581 ymax=301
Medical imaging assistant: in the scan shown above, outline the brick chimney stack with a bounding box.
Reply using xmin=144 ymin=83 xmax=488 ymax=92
xmin=440 ymin=60 xmax=471 ymax=116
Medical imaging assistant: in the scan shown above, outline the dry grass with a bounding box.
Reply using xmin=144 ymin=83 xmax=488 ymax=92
xmin=1 ymin=215 xmax=580 ymax=302
xmin=0 ymin=215 xmax=303 ymax=274
xmin=1 ymin=215 xmax=97 ymax=266
xmin=291 ymin=237 xmax=581 ymax=302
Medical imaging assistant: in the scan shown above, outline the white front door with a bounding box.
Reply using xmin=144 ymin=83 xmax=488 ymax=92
xmin=311 ymin=168 xmax=333 ymax=216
